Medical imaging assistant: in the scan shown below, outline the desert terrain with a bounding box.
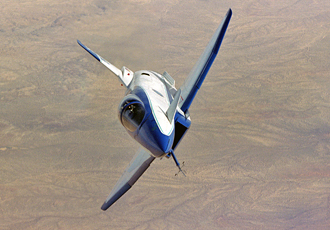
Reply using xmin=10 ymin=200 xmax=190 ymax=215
xmin=1 ymin=0 xmax=330 ymax=229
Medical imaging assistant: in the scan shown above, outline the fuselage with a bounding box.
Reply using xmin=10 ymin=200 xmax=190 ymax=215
xmin=118 ymin=70 xmax=175 ymax=157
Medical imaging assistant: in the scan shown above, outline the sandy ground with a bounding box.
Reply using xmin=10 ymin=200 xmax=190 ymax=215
xmin=1 ymin=0 xmax=330 ymax=229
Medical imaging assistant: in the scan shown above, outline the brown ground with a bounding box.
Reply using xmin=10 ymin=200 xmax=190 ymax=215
xmin=1 ymin=0 xmax=330 ymax=229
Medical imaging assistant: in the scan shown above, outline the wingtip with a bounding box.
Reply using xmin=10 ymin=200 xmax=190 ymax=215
xmin=77 ymin=39 xmax=83 ymax=46
xmin=227 ymin=8 xmax=232 ymax=18
xmin=226 ymin=8 xmax=232 ymax=19
xmin=77 ymin=40 xmax=101 ymax=62
xmin=101 ymin=202 xmax=110 ymax=211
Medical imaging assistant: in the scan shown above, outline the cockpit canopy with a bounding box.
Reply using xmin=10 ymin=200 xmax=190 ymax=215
xmin=119 ymin=97 xmax=145 ymax=132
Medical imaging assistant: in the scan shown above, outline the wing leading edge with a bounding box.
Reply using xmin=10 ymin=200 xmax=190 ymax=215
xmin=179 ymin=9 xmax=232 ymax=112
xmin=101 ymin=148 xmax=155 ymax=211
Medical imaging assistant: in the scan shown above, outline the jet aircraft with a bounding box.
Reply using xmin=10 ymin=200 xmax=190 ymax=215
xmin=78 ymin=9 xmax=232 ymax=211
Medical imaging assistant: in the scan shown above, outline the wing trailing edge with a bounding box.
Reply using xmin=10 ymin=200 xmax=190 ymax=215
xmin=101 ymin=148 xmax=155 ymax=211
xmin=179 ymin=9 xmax=232 ymax=112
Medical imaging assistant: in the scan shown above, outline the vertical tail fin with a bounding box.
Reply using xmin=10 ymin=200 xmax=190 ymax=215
xmin=165 ymin=89 xmax=181 ymax=123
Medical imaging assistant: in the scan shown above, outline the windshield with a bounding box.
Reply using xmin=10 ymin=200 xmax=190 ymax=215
xmin=120 ymin=101 xmax=145 ymax=132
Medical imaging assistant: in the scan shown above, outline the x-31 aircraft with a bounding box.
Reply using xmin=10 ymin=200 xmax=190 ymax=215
xmin=78 ymin=9 xmax=232 ymax=211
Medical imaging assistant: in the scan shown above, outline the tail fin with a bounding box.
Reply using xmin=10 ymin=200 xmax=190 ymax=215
xmin=77 ymin=40 xmax=134 ymax=87
xmin=165 ymin=89 xmax=181 ymax=123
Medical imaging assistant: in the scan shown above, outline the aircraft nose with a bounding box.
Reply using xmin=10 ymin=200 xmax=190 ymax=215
xmin=155 ymin=134 xmax=172 ymax=154
xmin=136 ymin=115 xmax=174 ymax=157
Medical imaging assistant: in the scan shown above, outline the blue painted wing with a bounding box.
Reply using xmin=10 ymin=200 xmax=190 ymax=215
xmin=101 ymin=148 xmax=155 ymax=211
xmin=179 ymin=9 xmax=232 ymax=112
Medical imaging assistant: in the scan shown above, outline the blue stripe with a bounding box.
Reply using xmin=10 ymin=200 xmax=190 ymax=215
xmin=77 ymin=40 xmax=101 ymax=62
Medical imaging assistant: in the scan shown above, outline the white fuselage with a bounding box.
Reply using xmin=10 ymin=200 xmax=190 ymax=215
xmin=119 ymin=70 xmax=176 ymax=157
xmin=128 ymin=70 xmax=175 ymax=136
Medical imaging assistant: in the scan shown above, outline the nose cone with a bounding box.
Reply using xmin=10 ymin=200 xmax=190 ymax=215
xmin=136 ymin=117 xmax=174 ymax=157
xmin=155 ymin=133 xmax=172 ymax=154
